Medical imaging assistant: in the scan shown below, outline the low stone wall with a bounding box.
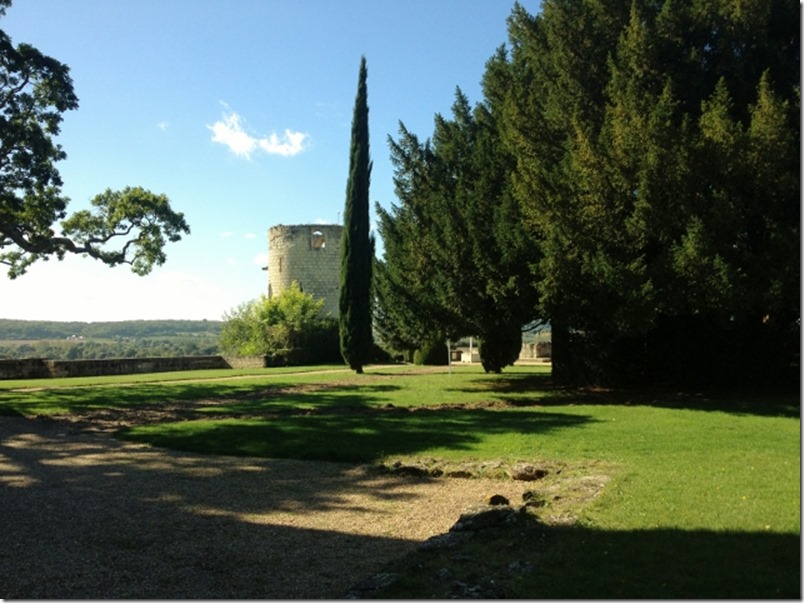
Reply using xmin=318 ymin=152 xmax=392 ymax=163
xmin=0 ymin=358 xmax=50 ymax=380
xmin=45 ymin=355 xmax=231 ymax=378
xmin=0 ymin=355 xmax=272 ymax=380
xmin=221 ymin=355 xmax=270 ymax=369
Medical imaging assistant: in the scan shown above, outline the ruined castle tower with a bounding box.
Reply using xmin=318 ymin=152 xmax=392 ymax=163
xmin=267 ymin=224 xmax=343 ymax=317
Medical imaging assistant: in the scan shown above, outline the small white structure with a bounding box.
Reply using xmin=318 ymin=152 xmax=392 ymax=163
xmin=460 ymin=337 xmax=479 ymax=363
xmin=460 ymin=351 xmax=480 ymax=364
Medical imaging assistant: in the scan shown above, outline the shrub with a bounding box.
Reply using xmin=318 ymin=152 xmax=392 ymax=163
xmin=413 ymin=335 xmax=448 ymax=366
xmin=220 ymin=283 xmax=340 ymax=364
xmin=478 ymin=324 xmax=522 ymax=373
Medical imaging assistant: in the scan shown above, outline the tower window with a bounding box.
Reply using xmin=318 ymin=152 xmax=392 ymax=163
xmin=312 ymin=230 xmax=326 ymax=249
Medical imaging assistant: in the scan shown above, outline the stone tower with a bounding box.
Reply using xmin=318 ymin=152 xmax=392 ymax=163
xmin=267 ymin=224 xmax=343 ymax=317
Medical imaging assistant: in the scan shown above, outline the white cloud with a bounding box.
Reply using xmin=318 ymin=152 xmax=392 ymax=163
xmin=157 ymin=121 xmax=169 ymax=131
xmin=243 ymin=233 xmax=256 ymax=239
xmin=257 ymin=129 xmax=309 ymax=156
xmin=208 ymin=109 xmax=309 ymax=159
xmin=209 ymin=112 xmax=257 ymax=158
xmin=252 ymin=253 xmax=268 ymax=267
xmin=220 ymin=231 xmax=235 ymax=238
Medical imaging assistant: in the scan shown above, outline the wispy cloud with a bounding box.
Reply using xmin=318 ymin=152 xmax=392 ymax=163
xmin=243 ymin=233 xmax=257 ymax=240
xmin=157 ymin=121 xmax=169 ymax=131
xmin=315 ymin=101 xmax=350 ymax=128
xmin=208 ymin=107 xmax=309 ymax=159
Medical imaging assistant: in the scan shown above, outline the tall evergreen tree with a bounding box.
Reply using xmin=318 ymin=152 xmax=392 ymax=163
xmin=500 ymin=0 xmax=799 ymax=387
xmin=339 ymin=56 xmax=374 ymax=374
xmin=376 ymin=0 xmax=798 ymax=387
xmin=376 ymin=88 xmax=540 ymax=372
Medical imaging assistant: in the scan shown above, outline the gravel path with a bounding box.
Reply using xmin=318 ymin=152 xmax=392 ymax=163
xmin=0 ymin=416 xmax=529 ymax=599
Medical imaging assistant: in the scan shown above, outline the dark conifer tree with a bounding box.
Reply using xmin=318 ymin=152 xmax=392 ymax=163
xmin=376 ymin=88 xmax=540 ymax=373
xmin=502 ymin=0 xmax=799 ymax=387
xmin=339 ymin=56 xmax=374 ymax=373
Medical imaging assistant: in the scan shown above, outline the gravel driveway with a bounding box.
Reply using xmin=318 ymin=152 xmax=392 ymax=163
xmin=0 ymin=416 xmax=529 ymax=598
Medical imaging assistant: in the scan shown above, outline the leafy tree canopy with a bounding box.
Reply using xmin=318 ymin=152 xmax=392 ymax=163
xmin=0 ymin=0 xmax=189 ymax=278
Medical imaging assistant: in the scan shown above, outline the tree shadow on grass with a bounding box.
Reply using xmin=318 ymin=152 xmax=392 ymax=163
xmin=0 ymin=416 xmax=525 ymax=599
xmin=452 ymin=372 xmax=801 ymax=418
xmin=375 ymin=511 xmax=800 ymax=599
xmin=119 ymin=406 xmax=594 ymax=463
xmin=3 ymin=376 xmax=598 ymax=463
xmin=531 ymin=523 xmax=800 ymax=599
xmin=0 ymin=380 xmax=404 ymax=417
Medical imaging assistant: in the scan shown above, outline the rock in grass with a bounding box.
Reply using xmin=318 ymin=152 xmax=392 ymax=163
xmin=507 ymin=463 xmax=548 ymax=481
xmin=418 ymin=531 xmax=471 ymax=550
xmin=522 ymin=490 xmax=548 ymax=507
xmin=344 ymin=572 xmax=400 ymax=598
xmin=450 ymin=504 xmax=516 ymax=532
xmin=449 ymin=580 xmax=505 ymax=599
xmin=446 ymin=469 xmax=473 ymax=478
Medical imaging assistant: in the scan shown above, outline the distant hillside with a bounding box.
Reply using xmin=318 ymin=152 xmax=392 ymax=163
xmin=0 ymin=319 xmax=223 ymax=341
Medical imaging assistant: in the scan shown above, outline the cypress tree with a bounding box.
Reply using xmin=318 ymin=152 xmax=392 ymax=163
xmin=339 ymin=56 xmax=374 ymax=373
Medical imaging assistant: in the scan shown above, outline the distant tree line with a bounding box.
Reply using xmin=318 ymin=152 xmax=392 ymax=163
xmin=0 ymin=320 xmax=222 ymax=359
xmin=0 ymin=336 xmax=220 ymax=361
xmin=0 ymin=319 xmax=222 ymax=341
xmin=375 ymin=0 xmax=799 ymax=388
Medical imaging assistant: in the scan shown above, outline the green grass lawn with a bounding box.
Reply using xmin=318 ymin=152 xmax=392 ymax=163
xmin=1 ymin=363 xmax=799 ymax=597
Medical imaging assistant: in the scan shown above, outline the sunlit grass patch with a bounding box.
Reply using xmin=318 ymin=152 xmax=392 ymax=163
xmin=2 ymin=362 xmax=798 ymax=597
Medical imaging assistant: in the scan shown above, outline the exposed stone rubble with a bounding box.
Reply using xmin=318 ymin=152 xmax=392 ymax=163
xmin=507 ymin=461 xmax=550 ymax=481
xmin=379 ymin=458 xmax=556 ymax=481
xmin=346 ymin=491 xmax=536 ymax=599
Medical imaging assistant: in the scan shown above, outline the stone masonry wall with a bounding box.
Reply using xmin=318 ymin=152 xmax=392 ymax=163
xmin=0 ymin=358 xmax=50 ymax=379
xmin=0 ymin=355 xmax=270 ymax=380
xmin=45 ymin=355 xmax=230 ymax=378
xmin=267 ymin=224 xmax=343 ymax=318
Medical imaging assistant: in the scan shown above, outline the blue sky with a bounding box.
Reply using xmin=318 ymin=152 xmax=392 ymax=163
xmin=0 ymin=0 xmax=539 ymax=322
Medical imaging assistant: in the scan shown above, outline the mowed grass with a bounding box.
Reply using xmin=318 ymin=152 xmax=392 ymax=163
xmin=1 ymin=363 xmax=799 ymax=597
